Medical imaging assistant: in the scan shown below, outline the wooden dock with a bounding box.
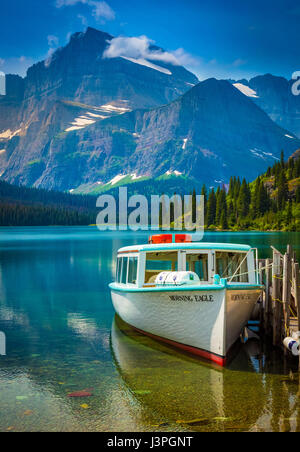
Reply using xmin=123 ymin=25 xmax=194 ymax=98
xmin=258 ymin=245 xmax=300 ymax=364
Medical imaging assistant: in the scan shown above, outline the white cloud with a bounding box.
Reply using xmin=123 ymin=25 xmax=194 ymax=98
xmin=77 ymin=14 xmax=88 ymax=26
xmin=66 ymin=31 xmax=73 ymax=42
xmin=0 ymin=58 xmax=5 ymax=67
xmin=45 ymin=36 xmax=60 ymax=68
xmin=45 ymin=49 xmax=56 ymax=68
xmin=47 ymin=35 xmax=59 ymax=47
xmin=55 ymin=0 xmax=115 ymax=22
xmin=103 ymin=35 xmax=197 ymax=67
xmin=232 ymin=58 xmax=247 ymax=67
xmin=102 ymin=36 xmax=255 ymax=81
xmin=91 ymin=1 xmax=115 ymax=20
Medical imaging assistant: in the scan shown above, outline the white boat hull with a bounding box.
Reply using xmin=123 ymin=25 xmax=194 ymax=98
xmin=110 ymin=287 xmax=261 ymax=366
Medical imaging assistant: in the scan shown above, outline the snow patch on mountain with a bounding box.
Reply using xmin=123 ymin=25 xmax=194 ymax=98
xmin=109 ymin=174 xmax=127 ymax=185
xmin=165 ymin=170 xmax=183 ymax=176
xmin=131 ymin=173 xmax=143 ymax=180
xmin=65 ymin=116 xmax=96 ymax=132
xmin=121 ymin=56 xmax=172 ymax=75
xmin=100 ymin=103 xmax=131 ymax=113
xmin=0 ymin=129 xmax=22 ymax=140
xmin=250 ymin=149 xmax=266 ymax=159
xmin=182 ymin=138 xmax=188 ymax=150
xmin=233 ymin=83 xmax=259 ymax=98
xmin=65 ymin=105 xmax=131 ymax=132
xmin=285 ymin=134 xmax=295 ymax=139
xmin=86 ymin=112 xmax=106 ymax=118
xmin=250 ymin=149 xmax=280 ymax=161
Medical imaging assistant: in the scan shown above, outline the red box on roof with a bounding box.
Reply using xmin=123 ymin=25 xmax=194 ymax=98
xmin=148 ymin=234 xmax=173 ymax=244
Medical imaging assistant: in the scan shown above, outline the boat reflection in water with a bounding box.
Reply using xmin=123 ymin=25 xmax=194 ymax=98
xmin=111 ymin=315 xmax=267 ymax=432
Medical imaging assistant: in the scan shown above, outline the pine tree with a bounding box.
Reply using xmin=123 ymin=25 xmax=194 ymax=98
xmin=277 ymin=170 xmax=288 ymax=210
xmin=201 ymin=184 xmax=207 ymax=206
xmin=220 ymin=210 xmax=228 ymax=229
xmin=251 ymin=177 xmax=261 ymax=218
xmin=286 ymin=199 xmax=293 ymax=226
xmin=237 ymin=178 xmax=250 ymax=218
xmin=206 ymin=189 xmax=216 ymax=226
xmin=280 ymin=150 xmax=285 ymax=169
xmin=216 ymin=188 xmax=227 ymax=226
xmin=257 ymin=180 xmax=269 ymax=215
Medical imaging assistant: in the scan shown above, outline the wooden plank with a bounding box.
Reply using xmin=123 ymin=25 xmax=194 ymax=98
xmin=271 ymin=246 xmax=283 ymax=258
xmin=282 ymin=253 xmax=291 ymax=340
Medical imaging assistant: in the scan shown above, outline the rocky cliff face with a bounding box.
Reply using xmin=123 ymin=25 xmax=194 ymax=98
xmin=1 ymin=29 xmax=300 ymax=192
xmin=0 ymin=27 xmax=198 ymax=186
xmin=23 ymin=27 xmax=198 ymax=109
xmin=126 ymin=79 xmax=300 ymax=185
xmin=4 ymin=78 xmax=299 ymax=191
xmin=232 ymin=74 xmax=300 ymax=138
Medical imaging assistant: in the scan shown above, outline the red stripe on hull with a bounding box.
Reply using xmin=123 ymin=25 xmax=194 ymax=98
xmin=131 ymin=325 xmax=226 ymax=367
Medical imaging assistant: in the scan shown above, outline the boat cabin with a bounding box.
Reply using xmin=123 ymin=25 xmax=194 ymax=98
xmin=115 ymin=235 xmax=258 ymax=288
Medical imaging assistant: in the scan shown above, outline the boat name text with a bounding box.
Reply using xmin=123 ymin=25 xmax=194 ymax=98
xmin=231 ymin=294 xmax=256 ymax=301
xmin=169 ymin=294 xmax=214 ymax=302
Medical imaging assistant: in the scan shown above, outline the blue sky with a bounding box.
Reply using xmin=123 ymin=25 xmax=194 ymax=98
xmin=0 ymin=0 xmax=299 ymax=80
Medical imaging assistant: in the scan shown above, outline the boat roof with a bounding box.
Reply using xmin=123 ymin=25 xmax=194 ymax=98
xmin=117 ymin=242 xmax=252 ymax=254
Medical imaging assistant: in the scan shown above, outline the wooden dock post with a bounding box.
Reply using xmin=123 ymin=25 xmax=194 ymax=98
xmin=259 ymin=260 xmax=264 ymax=327
xmin=294 ymin=262 xmax=300 ymax=332
xmin=264 ymin=258 xmax=272 ymax=333
xmin=272 ymin=250 xmax=282 ymax=347
xmin=266 ymin=245 xmax=300 ymax=360
xmin=282 ymin=249 xmax=292 ymax=344
xmin=293 ymin=262 xmax=300 ymax=370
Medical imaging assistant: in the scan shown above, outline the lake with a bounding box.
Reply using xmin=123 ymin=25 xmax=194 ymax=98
xmin=0 ymin=227 xmax=299 ymax=432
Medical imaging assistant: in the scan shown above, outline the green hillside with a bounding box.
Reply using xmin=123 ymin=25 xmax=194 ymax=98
xmin=0 ymin=150 xmax=299 ymax=230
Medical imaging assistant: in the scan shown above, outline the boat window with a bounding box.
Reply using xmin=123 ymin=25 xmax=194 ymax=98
xmin=116 ymin=257 xmax=122 ymax=283
xmin=116 ymin=256 xmax=138 ymax=285
xmin=186 ymin=254 xmax=208 ymax=281
xmin=121 ymin=257 xmax=128 ymax=284
xmin=116 ymin=257 xmax=129 ymax=284
xmin=145 ymin=252 xmax=178 ymax=284
xmin=216 ymin=252 xmax=248 ymax=282
xmin=128 ymin=257 xmax=138 ymax=285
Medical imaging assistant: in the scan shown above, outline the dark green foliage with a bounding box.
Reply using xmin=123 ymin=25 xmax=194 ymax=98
xmin=202 ymin=153 xmax=299 ymax=231
xmin=206 ymin=189 xmax=216 ymax=226
xmin=0 ymin=151 xmax=299 ymax=230
xmin=0 ymin=180 xmax=98 ymax=226
xmin=0 ymin=202 xmax=95 ymax=226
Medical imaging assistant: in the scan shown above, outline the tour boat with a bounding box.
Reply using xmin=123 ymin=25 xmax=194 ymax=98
xmin=109 ymin=234 xmax=263 ymax=366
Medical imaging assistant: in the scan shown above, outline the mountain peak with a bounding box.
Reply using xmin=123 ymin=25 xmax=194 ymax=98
xmin=84 ymin=26 xmax=112 ymax=40
xmin=68 ymin=27 xmax=113 ymax=49
xmin=185 ymin=78 xmax=244 ymax=101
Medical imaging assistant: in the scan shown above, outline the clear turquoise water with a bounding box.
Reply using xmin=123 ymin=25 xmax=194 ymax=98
xmin=0 ymin=227 xmax=299 ymax=432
